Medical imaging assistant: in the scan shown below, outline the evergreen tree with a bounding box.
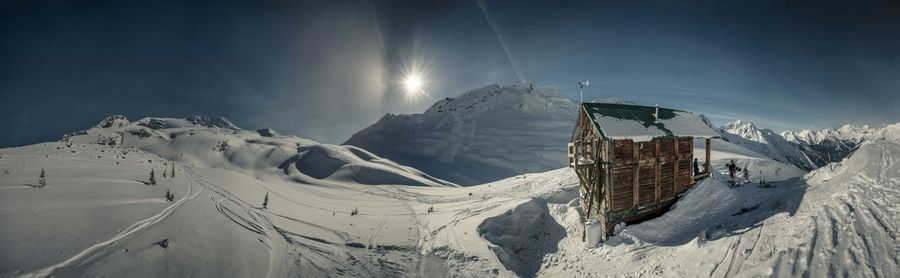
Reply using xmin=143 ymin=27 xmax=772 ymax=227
xmin=162 ymin=169 xmax=167 ymax=178
xmin=149 ymin=169 xmax=156 ymax=185
xmin=262 ymin=192 xmax=269 ymax=209
xmin=39 ymin=168 xmax=46 ymax=188
xmin=171 ymin=163 xmax=175 ymax=178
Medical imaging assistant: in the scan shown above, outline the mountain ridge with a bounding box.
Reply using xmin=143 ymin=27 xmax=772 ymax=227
xmin=720 ymin=119 xmax=900 ymax=171
xmin=60 ymin=114 xmax=456 ymax=188
xmin=345 ymin=84 xmax=578 ymax=185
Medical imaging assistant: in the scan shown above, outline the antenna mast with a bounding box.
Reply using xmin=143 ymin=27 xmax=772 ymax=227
xmin=578 ymin=80 xmax=590 ymax=104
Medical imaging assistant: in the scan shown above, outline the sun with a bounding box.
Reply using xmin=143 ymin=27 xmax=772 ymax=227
xmin=403 ymin=74 xmax=423 ymax=94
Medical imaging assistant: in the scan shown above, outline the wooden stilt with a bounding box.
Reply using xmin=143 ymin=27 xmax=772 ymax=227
xmin=705 ymin=138 xmax=712 ymax=174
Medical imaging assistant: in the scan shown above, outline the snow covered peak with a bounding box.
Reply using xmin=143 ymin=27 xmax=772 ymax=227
xmin=186 ymin=116 xmax=239 ymax=129
xmin=423 ymin=84 xmax=576 ymax=120
xmin=781 ymin=123 xmax=893 ymax=146
xmin=722 ymin=120 xmax=755 ymax=130
xmin=838 ymin=124 xmax=867 ymax=135
xmin=346 ymin=83 xmax=578 ymax=185
xmin=96 ymin=115 xmax=130 ymax=128
xmin=720 ymin=120 xmax=769 ymax=144
xmin=719 ymin=120 xmax=822 ymax=170
xmin=255 ymin=128 xmax=281 ymax=137
xmin=135 ymin=116 xmax=240 ymax=130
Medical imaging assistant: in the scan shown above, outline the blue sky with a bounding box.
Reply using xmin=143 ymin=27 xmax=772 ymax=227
xmin=1 ymin=0 xmax=897 ymax=147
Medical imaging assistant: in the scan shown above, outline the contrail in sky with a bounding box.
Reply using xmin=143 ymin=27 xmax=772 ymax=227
xmin=476 ymin=0 xmax=526 ymax=84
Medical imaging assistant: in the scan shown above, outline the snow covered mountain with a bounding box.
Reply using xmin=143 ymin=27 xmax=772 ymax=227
xmin=345 ymin=84 xmax=579 ymax=186
xmin=719 ymin=120 xmax=824 ymax=170
xmin=3 ymin=116 xmax=898 ymax=276
xmin=721 ymin=119 xmax=900 ymax=171
xmin=782 ymin=123 xmax=900 ymax=164
xmin=62 ymin=115 xmax=455 ymax=187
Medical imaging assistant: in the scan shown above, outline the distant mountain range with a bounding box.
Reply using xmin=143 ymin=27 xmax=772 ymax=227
xmin=719 ymin=120 xmax=900 ymax=171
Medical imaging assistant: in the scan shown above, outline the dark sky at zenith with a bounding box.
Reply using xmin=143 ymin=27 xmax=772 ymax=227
xmin=1 ymin=0 xmax=898 ymax=147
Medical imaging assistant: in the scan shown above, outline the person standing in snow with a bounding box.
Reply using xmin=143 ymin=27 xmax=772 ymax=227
xmin=727 ymin=160 xmax=737 ymax=181
xmin=742 ymin=163 xmax=750 ymax=182
xmin=693 ymin=158 xmax=700 ymax=176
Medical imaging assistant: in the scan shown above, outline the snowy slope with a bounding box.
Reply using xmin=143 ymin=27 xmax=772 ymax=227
xmin=1 ymin=115 xmax=457 ymax=277
xmin=344 ymin=84 xmax=579 ymax=186
xmin=62 ymin=115 xmax=454 ymax=188
xmin=720 ymin=120 xmax=825 ymax=171
xmin=410 ymin=138 xmax=898 ymax=277
xmin=3 ymin=119 xmax=898 ymax=277
xmin=758 ymin=140 xmax=900 ymax=277
xmin=407 ymin=138 xmax=808 ymax=277
xmin=0 ymin=142 xmax=444 ymax=277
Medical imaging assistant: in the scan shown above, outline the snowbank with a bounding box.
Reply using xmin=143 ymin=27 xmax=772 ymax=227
xmin=285 ymin=144 xmax=451 ymax=187
xmin=478 ymin=198 xmax=566 ymax=277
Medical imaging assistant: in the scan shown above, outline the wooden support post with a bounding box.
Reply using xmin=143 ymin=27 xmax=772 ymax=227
xmin=603 ymin=140 xmax=613 ymax=240
xmin=673 ymin=137 xmax=679 ymax=193
xmin=705 ymin=138 xmax=712 ymax=175
xmin=606 ymin=140 xmax=613 ymax=211
xmin=600 ymin=140 xmax=607 ymax=206
xmin=633 ymin=142 xmax=640 ymax=206
xmin=689 ymin=138 xmax=694 ymax=180
xmin=655 ymin=140 xmax=660 ymax=203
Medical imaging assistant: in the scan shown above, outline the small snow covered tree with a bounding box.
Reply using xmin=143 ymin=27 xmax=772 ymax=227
xmin=262 ymin=192 xmax=269 ymax=209
xmin=162 ymin=169 xmax=167 ymax=178
xmin=214 ymin=140 xmax=229 ymax=152
xmin=39 ymin=168 xmax=46 ymax=188
xmin=149 ymin=169 xmax=156 ymax=185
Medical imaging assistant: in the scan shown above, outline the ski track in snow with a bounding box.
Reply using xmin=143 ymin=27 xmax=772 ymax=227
xmin=184 ymin=166 xmax=420 ymax=277
xmin=181 ymin=167 xmax=292 ymax=278
xmin=21 ymin=165 xmax=202 ymax=278
xmin=748 ymin=142 xmax=900 ymax=277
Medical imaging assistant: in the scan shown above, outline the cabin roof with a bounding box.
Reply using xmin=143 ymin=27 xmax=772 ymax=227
xmin=582 ymin=103 xmax=720 ymax=142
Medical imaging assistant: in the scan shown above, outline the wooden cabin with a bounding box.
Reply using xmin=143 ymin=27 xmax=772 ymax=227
xmin=567 ymin=103 xmax=720 ymax=240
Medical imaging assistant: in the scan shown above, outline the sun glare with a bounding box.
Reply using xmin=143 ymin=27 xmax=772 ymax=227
xmin=403 ymin=74 xmax=423 ymax=94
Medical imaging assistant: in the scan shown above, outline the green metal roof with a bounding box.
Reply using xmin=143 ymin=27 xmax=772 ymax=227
xmin=582 ymin=103 xmax=720 ymax=142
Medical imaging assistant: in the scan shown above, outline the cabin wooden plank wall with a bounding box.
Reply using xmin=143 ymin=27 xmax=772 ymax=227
xmin=606 ymin=137 xmax=694 ymax=214
xmin=580 ymin=141 xmax=605 ymax=218
xmin=572 ymin=110 xmax=606 ymax=219
xmin=675 ymin=139 xmax=693 ymax=194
